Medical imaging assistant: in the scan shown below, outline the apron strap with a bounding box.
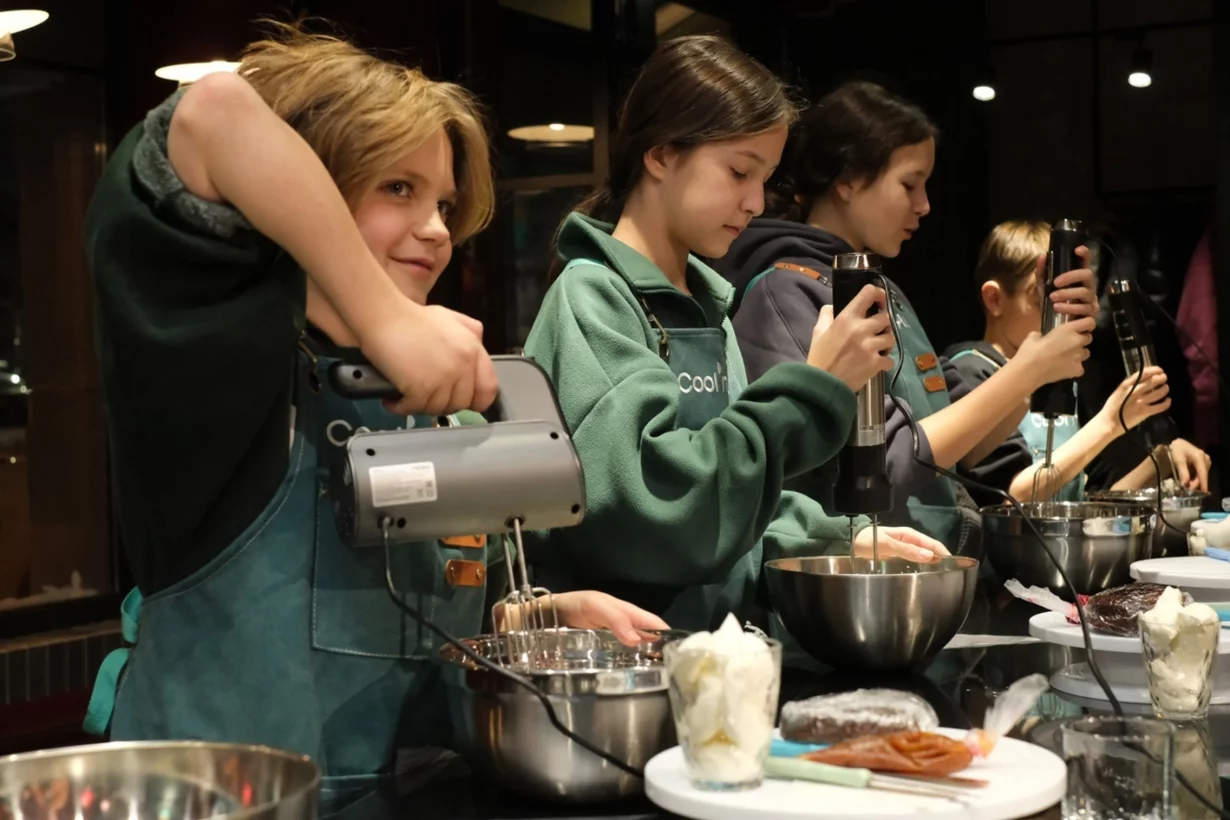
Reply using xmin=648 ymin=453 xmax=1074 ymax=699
xmin=83 ymin=587 xmax=142 ymax=736
xmin=948 ymin=347 xmax=1002 ymax=371
xmin=561 ymin=257 xmax=670 ymax=362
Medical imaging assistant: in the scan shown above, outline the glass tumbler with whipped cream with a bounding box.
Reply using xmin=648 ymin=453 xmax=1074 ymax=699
xmin=663 ymin=615 xmax=782 ymax=791
xmin=1138 ymin=588 xmax=1220 ymax=721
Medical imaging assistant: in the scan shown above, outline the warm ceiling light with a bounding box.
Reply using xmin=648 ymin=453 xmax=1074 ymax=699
xmin=508 ymin=124 xmax=594 ymax=143
xmin=0 ymin=9 xmax=49 ymax=62
xmin=155 ymin=60 xmax=241 ymax=84
xmin=972 ymin=84 xmax=996 ymax=102
xmin=1128 ymin=44 xmax=1152 ymax=88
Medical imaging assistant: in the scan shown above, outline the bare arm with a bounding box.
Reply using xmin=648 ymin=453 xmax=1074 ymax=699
xmin=167 ymin=72 xmax=495 ymax=414
xmin=1112 ymin=448 xmax=1170 ymax=491
xmin=919 ymin=357 xmax=1042 ymax=470
xmin=964 ymin=398 xmax=1029 ymax=468
xmin=1009 ymin=414 xmax=1120 ymax=501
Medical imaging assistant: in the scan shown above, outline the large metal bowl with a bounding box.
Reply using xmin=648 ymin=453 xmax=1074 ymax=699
xmin=982 ymin=501 xmax=1155 ymax=598
xmin=764 ymin=555 xmax=979 ymax=672
xmin=439 ymin=628 xmax=685 ymax=803
xmin=1086 ymin=488 xmax=1207 ymax=558
xmin=0 ymin=741 xmax=319 ymax=820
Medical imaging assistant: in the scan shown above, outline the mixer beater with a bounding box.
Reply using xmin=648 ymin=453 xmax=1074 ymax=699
xmin=492 ymin=518 xmax=564 ymax=671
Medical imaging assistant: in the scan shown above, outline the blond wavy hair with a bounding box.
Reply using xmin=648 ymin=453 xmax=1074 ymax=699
xmin=974 ymin=219 xmax=1051 ymax=296
xmin=238 ymin=21 xmax=494 ymax=243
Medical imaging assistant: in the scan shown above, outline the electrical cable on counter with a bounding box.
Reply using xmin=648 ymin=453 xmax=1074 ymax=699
xmin=877 ymin=273 xmax=1230 ymax=819
xmin=378 ymin=516 xmax=645 ymax=778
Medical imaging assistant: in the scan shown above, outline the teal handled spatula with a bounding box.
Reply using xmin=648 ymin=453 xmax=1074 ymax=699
xmin=764 ymin=757 xmax=978 ymax=799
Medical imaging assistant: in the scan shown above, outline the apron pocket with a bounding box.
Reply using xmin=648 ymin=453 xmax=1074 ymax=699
xmin=311 ymin=485 xmax=486 ymax=659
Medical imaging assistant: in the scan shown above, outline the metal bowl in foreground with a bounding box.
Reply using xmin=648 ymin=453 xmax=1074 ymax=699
xmin=1085 ymin=488 xmax=1206 ymax=558
xmin=982 ymin=501 xmax=1155 ymax=598
xmin=764 ymin=555 xmax=979 ymax=673
xmin=0 ymin=741 xmax=319 ymax=820
xmin=439 ymin=628 xmax=686 ymax=803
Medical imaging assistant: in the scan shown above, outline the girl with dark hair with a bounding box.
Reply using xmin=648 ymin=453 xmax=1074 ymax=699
xmin=713 ymin=81 xmax=1099 ymax=554
xmin=524 ymin=39 xmax=947 ymax=632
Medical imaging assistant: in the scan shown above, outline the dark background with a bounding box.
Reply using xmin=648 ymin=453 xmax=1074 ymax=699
xmin=0 ymin=0 xmax=1224 ymax=751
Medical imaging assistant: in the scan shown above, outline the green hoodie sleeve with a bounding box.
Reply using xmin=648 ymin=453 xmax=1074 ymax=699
xmin=524 ymin=263 xmax=857 ymax=586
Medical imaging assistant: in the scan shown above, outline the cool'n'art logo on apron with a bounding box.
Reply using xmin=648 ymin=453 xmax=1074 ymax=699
xmin=1027 ymin=414 xmax=1078 ymax=429
xmin=676 ymin=361 xmax=729 ymax=395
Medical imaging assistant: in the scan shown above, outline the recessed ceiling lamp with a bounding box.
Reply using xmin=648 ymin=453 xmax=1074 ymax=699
xmin=0 ymin=10 xmax=49 ymax=62
xmin=508 ymin=123 xmax=594 ymax=144
xmin=155 ymin=60 xmax=241 ymax=86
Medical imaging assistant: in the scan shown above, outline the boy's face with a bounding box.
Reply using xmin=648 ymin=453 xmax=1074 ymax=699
xmin=353 ymin=127 xmax=457 ymax=306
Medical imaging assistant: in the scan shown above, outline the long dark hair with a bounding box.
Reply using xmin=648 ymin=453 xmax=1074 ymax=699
xmin=575 ymin=35 xmax=797 ymax=224
xmin=766 ymin=81 xmax=939 ymax=223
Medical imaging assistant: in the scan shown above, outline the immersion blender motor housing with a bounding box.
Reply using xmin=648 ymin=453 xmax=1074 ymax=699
xmin=831 ymin=252 xmax=893 ymax=516
xmin=1106 ymin=278 xmax=1179 ymax=449
xmin=1029 ymin=218 xmax=1084 ymax=420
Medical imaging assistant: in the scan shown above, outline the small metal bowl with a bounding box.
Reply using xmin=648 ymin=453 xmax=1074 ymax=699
xmin=764 ymin=554 xmax=979 ymax=672
xmin=1086 ymin=488 xmax=1207 ymax=558
xmin=982 ymin=501 xmax=1155 ymax=598
xmin=0 ymin=741 xmax=319 ymax=820
xmin=439 ymin=628 xmax=686 ymax=803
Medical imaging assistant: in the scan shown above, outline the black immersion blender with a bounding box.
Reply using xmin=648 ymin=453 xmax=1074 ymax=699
xmin=832 ymin=252 xmax=894 ymax=564
xmin=1029 ymin=219 xmax=1084 ymax=510
xmin=1107 ymin=278 xmax=1178 ymax=463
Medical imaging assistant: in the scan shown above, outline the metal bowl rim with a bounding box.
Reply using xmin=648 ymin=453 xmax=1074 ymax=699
xmin=0 ymin=740 xmax=321 ymax=816
xmin=980 ymin=500 xmax=1157 ymax=520
xmin=763 ymin=555 xmax=979 ymax=576
xmin=437 ymin=629 xmax=688 ymax=696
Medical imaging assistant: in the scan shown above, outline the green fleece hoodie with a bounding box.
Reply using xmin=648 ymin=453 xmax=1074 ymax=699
xmin=523 ymin=213 xmax=868 ymax=631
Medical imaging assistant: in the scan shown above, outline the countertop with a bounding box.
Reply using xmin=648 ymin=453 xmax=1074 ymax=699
xmin=319 ymin=587 xmax=1230 ymax=820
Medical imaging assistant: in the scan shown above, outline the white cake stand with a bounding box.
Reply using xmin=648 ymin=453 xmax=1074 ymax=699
xmin=1029 ymin=611 xmax=1230 ymax=704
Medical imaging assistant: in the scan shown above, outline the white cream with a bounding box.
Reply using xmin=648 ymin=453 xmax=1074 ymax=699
xmin=1139 ymin=587 xmax=1219 ymax=715
xmin=668 ymin=613 xmax=777 ymax=785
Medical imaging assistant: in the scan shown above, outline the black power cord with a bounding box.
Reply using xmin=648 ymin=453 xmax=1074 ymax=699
xmin=876 ymin=274 xmax=1230 ymax=818
xmin=378 ymin=519 xmax=645 ymax=778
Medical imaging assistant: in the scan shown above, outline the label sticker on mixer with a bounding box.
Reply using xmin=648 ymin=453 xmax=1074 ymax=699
xmin=369 ymin=462 xmax=438 ymax=506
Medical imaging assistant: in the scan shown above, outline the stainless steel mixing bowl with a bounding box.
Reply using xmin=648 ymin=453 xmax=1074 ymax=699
xmin=763 ymin=554 xmax=979 ymax=672
xmin=0 ymin=741 xmax=319 ymax=820
xmin=439 ymin=628 xmax=685 ymax=803
xmin=1086 ymin=488 xmax=1206 ymax=558
xmin=982 ymin=501 xmax=1155 ymax=597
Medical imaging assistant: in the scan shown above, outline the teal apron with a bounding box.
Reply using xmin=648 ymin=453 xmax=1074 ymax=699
xmin=85 ymin=337 xmax=490 ymax=799
xmin=878 ymin=287 xmax=973 ymax=553
xmin=949 ymin=348 xmax=1082 ymax=502
xmin=533 ymin=259 xmax=756 ymax=632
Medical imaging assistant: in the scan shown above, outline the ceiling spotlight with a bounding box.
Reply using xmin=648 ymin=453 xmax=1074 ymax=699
xmin=155 ymin=60 xmax=241 ymax=85
xmin=508 ymin=124 xmax=595 ymax=144
xmin=1128 ymin=45 xmax=1152 ymax=88
xmin=972 ymin=84 xmax=996 ymax=102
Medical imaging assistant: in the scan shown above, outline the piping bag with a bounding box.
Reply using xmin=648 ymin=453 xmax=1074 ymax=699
xmin=963 ymin=673 xmax=1051 ymax=758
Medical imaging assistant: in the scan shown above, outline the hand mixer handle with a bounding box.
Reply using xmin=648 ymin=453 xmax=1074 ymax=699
xmin=328 ymin=356 xmax=571 ymax=431
xmin=1029 ymin=219 xmax=1084 ymax=419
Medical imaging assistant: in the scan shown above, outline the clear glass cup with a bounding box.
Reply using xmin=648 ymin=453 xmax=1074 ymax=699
xmin=1139 ymin=612 xmax=1219 ymax=721
xmin=662 ymin=635 xmax=782 ymax=791
xmin=1061 ymin=716 xmax=1175 ymax=819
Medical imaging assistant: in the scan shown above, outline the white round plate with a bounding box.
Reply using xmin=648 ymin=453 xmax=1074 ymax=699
xmin=1049 ymin=663 xmax=1230 ymax=709
xmin=1130 ymin=556 xmax=1230 ymax=591
xmin=643 ymin=728 xmax=1065 ymax=820
xmin=1028 ymin=611 xmax=1230 ymax=654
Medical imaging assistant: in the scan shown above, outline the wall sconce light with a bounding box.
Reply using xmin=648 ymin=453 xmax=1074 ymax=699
xmin=0 ymin=9 xmax=49 ymax=62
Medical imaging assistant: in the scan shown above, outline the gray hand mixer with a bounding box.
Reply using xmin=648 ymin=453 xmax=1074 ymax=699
xmin=328 ymin=356 xmax=586 ymax=670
